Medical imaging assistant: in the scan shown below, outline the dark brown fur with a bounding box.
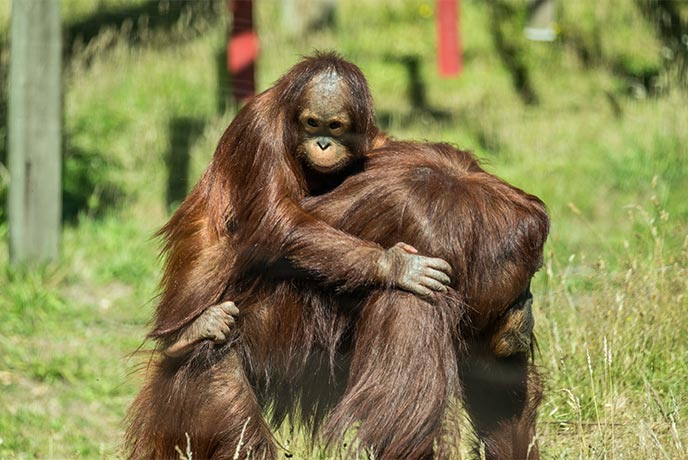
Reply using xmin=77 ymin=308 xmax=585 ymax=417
xmin=148 ymin=52 xmax=387 ymax=343
xmin=126 ymin=141 xmax=549 ymax=460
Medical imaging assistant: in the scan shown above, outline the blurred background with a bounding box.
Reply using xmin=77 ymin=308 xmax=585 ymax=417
xmin=0 ymin=0 xmax=686 ymax=458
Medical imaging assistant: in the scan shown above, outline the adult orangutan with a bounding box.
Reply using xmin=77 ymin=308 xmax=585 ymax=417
xmin=126 ymin=141 xmax=549 ymax=460
xmin=153 ymin=52 xmax=452 ymax=358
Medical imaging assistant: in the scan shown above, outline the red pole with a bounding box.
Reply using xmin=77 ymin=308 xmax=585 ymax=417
xmin=436 ymin=0 xmax=462 ymax=77
xmin=228 ymin=0 xmax=259 ymax=103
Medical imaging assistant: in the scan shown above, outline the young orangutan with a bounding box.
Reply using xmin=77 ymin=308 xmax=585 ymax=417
xmin=154 ymin=53 xmax=452 ymax=357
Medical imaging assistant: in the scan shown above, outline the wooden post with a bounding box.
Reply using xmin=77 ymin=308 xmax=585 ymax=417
xmin=8 ymin=0 xmax=62 ymax=264
xmin=525 ymin=0 xmax=556 ymax=41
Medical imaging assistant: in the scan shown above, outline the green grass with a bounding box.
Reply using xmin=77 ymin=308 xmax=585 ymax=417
xmin=1 ymin=0 xmax=687 ymax=458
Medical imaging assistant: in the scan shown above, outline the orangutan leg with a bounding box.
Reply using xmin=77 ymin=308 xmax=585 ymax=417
xmin=164 ymin=301 xmax=239 ymax=357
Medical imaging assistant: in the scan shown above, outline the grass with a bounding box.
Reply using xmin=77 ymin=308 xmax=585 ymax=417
xmin=0 ymin=0 xmax=687 ymax=458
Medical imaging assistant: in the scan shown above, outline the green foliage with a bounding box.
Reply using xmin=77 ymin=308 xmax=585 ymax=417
xmin=63 ymin=145 xmax=125 ymax=221
xmin=0 ymin=0 xmax=687 ymax=458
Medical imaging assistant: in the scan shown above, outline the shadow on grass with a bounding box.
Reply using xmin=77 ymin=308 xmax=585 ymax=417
xmin=166 ymin=117 xmax=206 ymax=211
xmin=64 ymin=0 xmax=224 ymax=60
xmin=486 ymin=0 xmax=539 ymax=105
xmin=62 ymin=145 xmax=125 ymax=223
xmin=378 ymin=53 xmax=454 ymax=130
xmin=635 ymin=0 xmax=688 ymax=88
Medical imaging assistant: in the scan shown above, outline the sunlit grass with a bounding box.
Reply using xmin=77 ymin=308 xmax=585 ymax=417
xmin=534 ymin=196 xmax=687 ymax=459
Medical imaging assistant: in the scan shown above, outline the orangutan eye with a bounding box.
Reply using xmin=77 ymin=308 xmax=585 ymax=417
xmin=307 ymin=118 xmax=318 ymax=127
xmin=329 ymin=121 xmax=342 ymax=130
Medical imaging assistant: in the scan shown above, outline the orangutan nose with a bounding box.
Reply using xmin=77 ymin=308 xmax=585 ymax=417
xmin=317 ymin=138 xmax=331 ymax=150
